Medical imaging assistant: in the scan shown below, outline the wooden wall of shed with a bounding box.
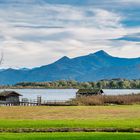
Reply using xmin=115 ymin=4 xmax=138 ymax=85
xmin=6 ymin=96 xmax=20 ymax=103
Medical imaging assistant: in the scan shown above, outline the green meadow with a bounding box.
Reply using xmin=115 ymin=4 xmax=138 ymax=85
xmin=0 ymin=105 xmax=140 ymax=129
xmin=0 ymin=119 xmax=140 ymax=129
xmin=0 ymin=105 xmax=140 ymax=139
xmin=0 ymin=133 xmax=140 ymax=140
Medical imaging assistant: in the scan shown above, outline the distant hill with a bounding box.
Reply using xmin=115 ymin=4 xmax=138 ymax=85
xmin=0 ymin=50 xmax=140 ymax=85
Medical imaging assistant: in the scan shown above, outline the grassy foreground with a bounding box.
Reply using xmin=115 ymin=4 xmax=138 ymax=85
xmin=0 ymin=105 xmax=140 ymax=120
xmin=0 ymin=119 xmax=140 ymax=129
xmin=0 ymin=132 xmax=140 ymax=140
xmin=0 ymin=105 xmax=140 ymax=139
xmin=0 ymin=105 xmax=140 ymax=129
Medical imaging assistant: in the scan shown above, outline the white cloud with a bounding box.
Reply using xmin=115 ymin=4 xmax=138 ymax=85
xmin=0 ymin=1 xmax=139 ymax=68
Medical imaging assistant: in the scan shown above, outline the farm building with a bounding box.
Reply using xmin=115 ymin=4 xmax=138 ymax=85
xmin=0 ymin=91 xmax=22 ymax=105
xmin=76 ymin=89 xmax=104 ymax=97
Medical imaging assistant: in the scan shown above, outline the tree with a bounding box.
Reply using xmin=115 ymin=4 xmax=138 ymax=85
xmin=0 ymin=51 xmax=3 ymax=65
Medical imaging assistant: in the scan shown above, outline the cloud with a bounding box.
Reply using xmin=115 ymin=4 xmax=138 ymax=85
xmin=115 ymin=32 xmax=140 ymax=42
xmin=0 ymin=0 xmax=139 ymax=68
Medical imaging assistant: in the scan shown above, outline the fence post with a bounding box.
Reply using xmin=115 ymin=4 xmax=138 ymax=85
xmin=37 ymin=96 xmax=42 ymax=105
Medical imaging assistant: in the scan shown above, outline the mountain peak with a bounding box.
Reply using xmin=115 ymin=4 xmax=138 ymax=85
xmin=90 ymin=50 xmax=110 ymax=57
xmin=55 ymin=56 xmax=70 ymax=63
xmin=61 ymin=56 xmax=70 ymax=60
xmin=95 ymin=50 xmax=108 ymax=55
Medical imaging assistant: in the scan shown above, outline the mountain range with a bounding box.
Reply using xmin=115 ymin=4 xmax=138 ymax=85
xmin=0 ymin=50 xmax=140 ymax=85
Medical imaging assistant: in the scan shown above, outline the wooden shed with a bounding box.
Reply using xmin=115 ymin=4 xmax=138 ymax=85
xmin=76 ymin=89 xmax=104 ymax=97
xmin=0 ymin=91 xmax=22 ymax=104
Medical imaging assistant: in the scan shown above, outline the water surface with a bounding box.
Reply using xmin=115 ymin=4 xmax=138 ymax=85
xmin=0 ymin=89 xmax=140 ymax=101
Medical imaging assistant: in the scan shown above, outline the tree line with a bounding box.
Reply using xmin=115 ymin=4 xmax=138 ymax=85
xmin=11 ymin=79 xmax=140 ymax=89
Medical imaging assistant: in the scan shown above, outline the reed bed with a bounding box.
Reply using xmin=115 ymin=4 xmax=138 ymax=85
xmin=71 ymin=94 xmax=140 ymax=105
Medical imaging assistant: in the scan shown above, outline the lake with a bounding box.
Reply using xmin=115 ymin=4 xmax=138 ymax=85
xmin=0 ymin=89 xmax=140 ymax=101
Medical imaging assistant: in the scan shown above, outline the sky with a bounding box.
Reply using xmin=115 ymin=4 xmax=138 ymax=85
xmin=0 ymin=0 xmax=140 ymax=68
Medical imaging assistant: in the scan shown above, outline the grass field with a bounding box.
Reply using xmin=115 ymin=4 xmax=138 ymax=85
xmin=0 ymin=105 xmax=140 ymax=129
xmin=0 ymin=119 xmax=140 ymax=129
xmin=0 ymin=105 xmax=140 ymax=139
xmin=0 ymin=132 xmax=140 ymax=140
xmin=0 ymin=105 xmax=140 ymax=120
